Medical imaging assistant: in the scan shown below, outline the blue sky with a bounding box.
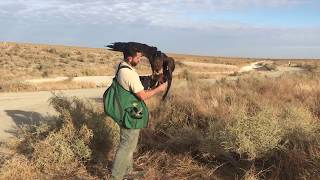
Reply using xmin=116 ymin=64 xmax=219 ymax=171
xmin=0 ymin=0 xmax=320 ymax=58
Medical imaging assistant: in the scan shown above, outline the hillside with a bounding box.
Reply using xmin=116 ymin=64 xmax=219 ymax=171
xmin=1 ymin=42 xmax=319 ymax=92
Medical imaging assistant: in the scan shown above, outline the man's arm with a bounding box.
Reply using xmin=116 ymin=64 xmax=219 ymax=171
xmin=135 ymin=83 xmax=167 ymax=101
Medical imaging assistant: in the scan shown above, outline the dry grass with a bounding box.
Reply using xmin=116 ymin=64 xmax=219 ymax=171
xmin=0 ymin=154 xmax=40 ymax=180
xmin=0 ymin=42 xmax=118 ymax=81
xmin=2 ymin=41 xmax=319 ymax=92
xmin=169 ymin=53 xmax=254 ymax=66
xmin=0 ymin=42 xmax=156 ymax=92
xmin=1 ymin=41 xmax=320 ymax=179
xmin=139 ymin=71 xmax=320 ymax=179
xmin=0 ymin=80 xmax=96 ymax=92
xmin=0 ymin=94 xmax=119 ymax=179
xmin=169 ymin=52 xmax=320 ymax=68
xmin=136 ymin=151 xmax=218 ymax=179
xmin=1 ymin=71 xmax=320 ymax=179
xmin=0 ymin=42 xmax=155 ymax=82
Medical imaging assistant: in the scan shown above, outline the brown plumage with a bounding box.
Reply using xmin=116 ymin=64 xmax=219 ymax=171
xmin=106 ymin=42 xmax=175 ymax=100
xmin=106 ymin=42 xmax=157 ymax=60
xmin=139 ymin=73 xmax=165 ymax=90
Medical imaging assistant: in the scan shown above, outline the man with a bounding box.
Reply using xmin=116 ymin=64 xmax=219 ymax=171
xmin=110 ymin=47 xmax=167 ymax=180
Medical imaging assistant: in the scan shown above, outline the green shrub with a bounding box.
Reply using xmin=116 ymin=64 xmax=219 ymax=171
xmin=49 ymin=95 xmax=119 ymax=163
xmin=220 ymin=108 xmax=283 ymax=159
xmin=280 ymin=105 xmax=319 ymax=147
xmin=32 ymin=113 xmax=91 ymax=176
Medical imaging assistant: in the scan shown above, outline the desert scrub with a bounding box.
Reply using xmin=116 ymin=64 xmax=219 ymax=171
xmin=0 ymin=80 xmax=96 ymax=92
xmin=59 ymin=51 xmax=70 ymax=58
xmin=1 ymin=67 xmax=320 ymax=179
xmin=136 ymin=151 xmax=217 ymax=180
xmin=32 ymin=113 xmax=92 ymax=176
xmin=0 ymin=154 xmax=40 ymax=180
xmin=49 ymin=95 xmax=119 ymax=160
xmin=45 ymin=47 xmax=57 ymax=54
xmin=0 ymin=95 xmax=119 ymax=179
xmin=0 ymin=81 xmax=32 ymax=92
xmin=0 ymin=42 xmax=125 ymax=84
xmin=81 ymin=68 xmax=97 ymax=76
xmin=142 ymin=71 xmax=320 ymax=179
xmin=278 ymin=106 xmax=320 ymax=152
xmin=220 ymin=107 xmax=283 ymax=160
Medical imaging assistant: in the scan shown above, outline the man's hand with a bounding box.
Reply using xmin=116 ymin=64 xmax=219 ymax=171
xmin=135 ymin=82 xmax=168 ymax=101
xmin=157 ymin=82 xmax=167 ymax=92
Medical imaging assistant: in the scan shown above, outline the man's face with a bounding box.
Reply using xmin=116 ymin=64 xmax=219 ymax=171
xmin=128 ymin=52 xmax=142 ymax=67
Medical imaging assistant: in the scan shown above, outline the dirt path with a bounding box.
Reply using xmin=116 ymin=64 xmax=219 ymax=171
xmin=180 ymin=61 xmax=238 ymax=69
xmin=0 ymin=88 xmax=105 ymax=142
xmin=25 ymin=76 xmax=114 ymax=87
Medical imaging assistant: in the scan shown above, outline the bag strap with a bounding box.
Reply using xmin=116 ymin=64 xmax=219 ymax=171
xmin=115 ymin=63 xmax=132 ymax=78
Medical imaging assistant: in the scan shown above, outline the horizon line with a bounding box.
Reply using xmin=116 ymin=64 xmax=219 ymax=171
xmin=1 ymin=40 xmax=319 ymax=60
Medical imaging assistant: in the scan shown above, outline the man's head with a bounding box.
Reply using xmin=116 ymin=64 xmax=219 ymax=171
xmin=124 ymin=47 xmax=142 ymax=67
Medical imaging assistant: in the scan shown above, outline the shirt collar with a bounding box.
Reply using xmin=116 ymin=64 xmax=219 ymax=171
xmin=121 ymin=60 xmax=136 ymax=71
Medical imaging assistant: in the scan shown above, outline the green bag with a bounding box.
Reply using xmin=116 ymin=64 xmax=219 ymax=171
xmin=103 ymin=66 xmax=149 ymax=129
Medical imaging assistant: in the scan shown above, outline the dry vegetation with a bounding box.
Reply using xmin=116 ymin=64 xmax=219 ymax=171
xmin=0 ymin=42 xmax=152 ymax=92
xmin=0 ymin=79 xmax=97 ymax=92
xmin=2 ymin=41 xmax=319 ymax=92
xmin=1 ymin=69 xmax=320 ymax=179
xmin=169 ymin=53 xmax=320 ymax=68
xmin=0 ymin=42 xmax=119 ymax=80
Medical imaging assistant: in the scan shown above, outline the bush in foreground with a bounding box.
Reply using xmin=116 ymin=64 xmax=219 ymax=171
xmin=0 ymin=94 xmax=119 ymax=179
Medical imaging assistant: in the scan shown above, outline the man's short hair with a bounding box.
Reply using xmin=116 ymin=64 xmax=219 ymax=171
xmin=124 ymin=47 xmax=141 ymax=59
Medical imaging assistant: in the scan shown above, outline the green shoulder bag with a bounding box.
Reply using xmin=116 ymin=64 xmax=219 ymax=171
xmin=103 ymin=65 xmax=149 ymax=129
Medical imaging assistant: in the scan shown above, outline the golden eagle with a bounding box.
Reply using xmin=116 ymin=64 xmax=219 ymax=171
xmin=106 ymin=42 xmax=175 ymax=100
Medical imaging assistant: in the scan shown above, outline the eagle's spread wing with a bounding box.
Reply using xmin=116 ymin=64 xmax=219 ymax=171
xmin=106 ymin=42 xmax=157 ymax=60
xmin=106 ymin=42 xmax=175 ymax=100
